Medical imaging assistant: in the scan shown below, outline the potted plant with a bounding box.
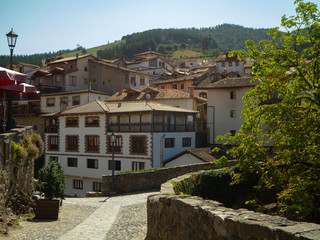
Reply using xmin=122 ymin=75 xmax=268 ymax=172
xmin=35 ymin=161 xmax=65 ymax=219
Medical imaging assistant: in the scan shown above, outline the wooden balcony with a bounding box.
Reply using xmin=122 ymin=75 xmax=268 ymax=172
xmin=108 ymin=122 xmax=195 ymax=132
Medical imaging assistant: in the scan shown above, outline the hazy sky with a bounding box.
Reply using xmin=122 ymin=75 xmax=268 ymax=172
xmin=0 ymin=0 xmax=318 ymax=55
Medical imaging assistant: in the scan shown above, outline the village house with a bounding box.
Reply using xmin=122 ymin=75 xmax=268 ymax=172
xmin=195 ymin=76 xmax=260 ymax=144
xmin=12 ymin=62 xmax=40 ymax=84
xmin=126 ymin=50 xmax=174 ymax=76
xmin=88 ymin=59 xmax=155 ymax=94
xmin=43 ymin=100 xmax=197 ymax=197
xmin=32 ymin=54 xmax=95 ymax=93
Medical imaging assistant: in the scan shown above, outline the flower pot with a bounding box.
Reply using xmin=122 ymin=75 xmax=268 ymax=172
xmin=35 ymin=199 xmax=60 ymax=219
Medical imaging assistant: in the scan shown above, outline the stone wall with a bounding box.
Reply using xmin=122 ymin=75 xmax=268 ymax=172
xmin=101 ymin=161 xmax=237 ymax=196
xmin=146 ymin=173 xmax=320 ymax=240
xmin=0 ymin=126 xmax=35 ymax=233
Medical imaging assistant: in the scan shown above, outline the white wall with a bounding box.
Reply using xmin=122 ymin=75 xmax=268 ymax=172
xmin=65 ymin=57 xmax=92 ymax=91
xmin=153 ymin=132 xmax=195 ymax=168
xmin=165 ymin=153 xmax=203 ymax=167
xmin=216 ymin=62 xmax=245 ymax=76
xmin=207 ymin=87 xmax=250 ymax=144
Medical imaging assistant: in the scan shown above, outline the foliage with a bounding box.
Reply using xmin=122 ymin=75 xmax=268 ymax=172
xmin=35 ymin=161 xmax=66 ymax=200
xmin=216 ymin=0 xmax=320 ymax=223
xmin=173 ymin=167 xmax=264 ymax=208
xmin=11 ymin=142 xmax=27 ymax=162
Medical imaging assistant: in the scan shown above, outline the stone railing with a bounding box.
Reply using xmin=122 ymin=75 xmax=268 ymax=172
xmin=101 ymin=161 xmax=237 ymax=196
xmin=146 ymin=172 xmax=320 ymax=240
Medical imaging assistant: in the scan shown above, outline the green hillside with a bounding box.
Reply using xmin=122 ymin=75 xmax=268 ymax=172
xmin=0 ymin=24 xmax=272 ymax=67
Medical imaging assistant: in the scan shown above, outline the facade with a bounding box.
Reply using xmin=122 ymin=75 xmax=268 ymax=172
xmin=126 ymin=51 xmax=173 ymax=76
xmin=197 ymin=76 xmax=260 ymax=144
xmin=40 ymin=89 xmax=110 ymax=114
xmin=88 ymin=59 xmax=155 ymax=94
xmin=43 ymin=100 xmax=197 ymax=196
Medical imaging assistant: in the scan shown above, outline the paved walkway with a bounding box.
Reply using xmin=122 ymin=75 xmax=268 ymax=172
xmin=58 ymin=190 xmax=158 ymax=240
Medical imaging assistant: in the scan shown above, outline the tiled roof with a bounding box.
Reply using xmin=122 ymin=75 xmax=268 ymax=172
xmin=202 ymin=76 xmax=260 ymax=89
xmin=47 ymin=54 xmax=93 ymax=65
xmin=53 ymin=100 xmax=197 ymax=116
xmin=41 ymin=89 xmax=110 ymax=97
xmin=216 ymin=52 xmax=239 ymax=62
xmin=154 ymin=72 xmax=207 ymax=85
xmin=164 ymin=147 xmax=216 ymax=164
xmin=134 ymin=50 xmax=165 ymax=57
xmin=105 ymin=88 xmax=198 ymax=102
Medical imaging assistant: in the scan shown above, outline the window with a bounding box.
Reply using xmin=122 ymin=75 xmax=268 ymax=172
xmin=165 ymin=138 xmax=175 ymax=148
xmin=230 ymin=91 xmax=236 ymax=99
xmin=48 ymin=136 xmax=59 ymax=151
xmin=213 ymin=75 xmax=221 ymax=81
xmin=66 ymin=135 xmax=79 ymax=152
xmin=140 ymin=77 xmax=145 ymax=86
xmin=46 ymin=98 xmax=55 ymax=107
xmin=230 ymin=110 xmax=236 ymax=118
xmin=68 ymin=158 xmax=78 ymax=167
xmin=125 ymin=74 xmax=129 ymax=84
xmin=228 ymin=62 xmax=232 ymax=67
xmin=85 ymin=116 xmax=99 ymax=127
xmin=72 ymin=96 xmax=80 ymax=105
xmin=131 ymin=136 xmax=147 ymax=154
xmin=84 ymin=66 xmax=88 ymax=72
xmin=73 ymin=180 xmax=83 ymax=189
xmin=87 ymin=159 xmax=98 ymax=169
xmin=199 ymin=92 xmax=207 ymax=99
xmin=131 ymin=76 xmax=136 ymax=86
xmin=132 ymin=162 xmax=145 ymax=171
xmin=69 ymin=65 xmax=73 ymax=70
xmin=66 ymin=117 xmax=79 ymax=127
xmin=86 ymin=135 xmax=100 ymax=152
xmin=149 ymin=59 xmax=157 ymax=67
xmin=55 ymin=76 xmax=60 ymax=82
xmin=228 ymin=73 xmax=237 ymax=78
xmin=236 ymin=62 xmax=239 ymax=66
xmin=173 ymin=84 xmax=177 ymax=89
xmin=230 ymin=130 xmax=236 ymax=136
xmin=108 ymin=135 xmax=122 ymax=153
xmin=108 ymin=160 xmax=121 ymax=171
xmin=161 ymin=86 xmax=165 ymax=89
xmin=182 ymin=137 xmax=192 ymax=147
xmin=180 ymin=83 xmax=184 ymax=89
xmin=60 ymin=97 xmax=69 ymax=106
xmin=159 ymin=61 xmax=164 ymax=67
xmin=49 ymin=156 xmax=58 ymax=162
xmin=93 ymin=182 xmax=101 ymax=192
xmin=69 ymin=75 xmax=76 ymax=86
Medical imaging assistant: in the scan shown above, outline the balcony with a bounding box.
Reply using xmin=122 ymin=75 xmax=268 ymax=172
xmin=45 ymin=126 xmax=58 ymax=133
xmin=108 ymin=122 xmax=194 ymax=132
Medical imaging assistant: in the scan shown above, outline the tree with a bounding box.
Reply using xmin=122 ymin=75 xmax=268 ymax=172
xmin=216 ymin=0 xmax=320 ymax=223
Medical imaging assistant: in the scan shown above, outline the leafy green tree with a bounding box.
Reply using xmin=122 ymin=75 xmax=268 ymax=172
xmin=216 ymin=0 xmax=320 ymax=223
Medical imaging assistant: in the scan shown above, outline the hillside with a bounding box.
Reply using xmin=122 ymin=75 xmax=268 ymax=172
xmin=0 ymin=24 xmax=272 ymax=67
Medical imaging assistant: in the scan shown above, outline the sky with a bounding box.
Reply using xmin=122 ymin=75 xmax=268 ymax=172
xmin=0 ymin=0 xmax=318 ymax=56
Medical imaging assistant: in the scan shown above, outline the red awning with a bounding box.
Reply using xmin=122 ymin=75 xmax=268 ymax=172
xmin=0 ymin=67 xmax=27 ymax=86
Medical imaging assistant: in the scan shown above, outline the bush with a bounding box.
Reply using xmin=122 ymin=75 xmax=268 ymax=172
xmin=35 ymin=161 xmax=66 ymax=200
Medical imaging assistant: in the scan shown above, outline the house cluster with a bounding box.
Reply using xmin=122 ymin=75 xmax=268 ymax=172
xmin=10 ymin=50 xmax=258 ymax=196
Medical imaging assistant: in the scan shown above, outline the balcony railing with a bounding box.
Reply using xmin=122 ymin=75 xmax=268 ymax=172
xmin=45 ymin=126 xmax=58 ymax=133
xmin=108 ymin=123 xmax=194 ymax=132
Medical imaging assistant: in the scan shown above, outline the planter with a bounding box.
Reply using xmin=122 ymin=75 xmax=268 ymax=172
xmin=35 ymin=199 xmax=60 ymax=219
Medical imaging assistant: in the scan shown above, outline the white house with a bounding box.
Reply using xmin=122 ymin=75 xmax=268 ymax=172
xmin=200 ymin=76 xmax=260 ymax=144
xmin=164 ymin=147 xmax=216 ymax=167
xmin=43 ymin=100 xmax=197 ymax=197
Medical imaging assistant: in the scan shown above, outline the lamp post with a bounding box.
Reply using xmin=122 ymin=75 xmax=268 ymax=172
xmin=5 ymin=29 xmax=18 ymax=131
xmin=110 ymin=132 xmax=116 ymax=193
xmin=6 ymin=28 xmax=18 ymax=70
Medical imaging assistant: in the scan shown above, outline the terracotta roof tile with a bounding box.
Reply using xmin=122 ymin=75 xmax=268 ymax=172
xmin=164 ymin=147 xmax=216 ymax=164
xmin=202 ymin=76 xmax=260 ymax=89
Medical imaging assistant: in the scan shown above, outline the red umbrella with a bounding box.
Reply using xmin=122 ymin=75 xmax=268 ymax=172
xmin=0 ymin=67 xmax=26 ymax=86
xmin=0 ymin=83 xmax=39 ymax=96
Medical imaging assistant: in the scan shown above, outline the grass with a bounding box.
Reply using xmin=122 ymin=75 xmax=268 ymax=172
xmin=60 ymin=40 xmax=125 ymax=58
xmin=171 ymin=49 xmax=203 ymax=59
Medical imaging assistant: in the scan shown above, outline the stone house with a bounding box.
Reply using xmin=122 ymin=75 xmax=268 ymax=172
xmin=88 ymin=59 xmax=155 ymax=94
xmin=43 ymin=100 xmax=197 ymax=197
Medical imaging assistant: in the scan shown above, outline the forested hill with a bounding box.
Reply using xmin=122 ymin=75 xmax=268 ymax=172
xmin=0 ymin=24 xmax=272 ymax=67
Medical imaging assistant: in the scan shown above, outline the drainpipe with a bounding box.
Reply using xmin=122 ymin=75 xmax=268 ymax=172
xmin=98 ymin=62 xmax=101 ymax=91
xmin=160 ymin=134 xmax=166 ymax=167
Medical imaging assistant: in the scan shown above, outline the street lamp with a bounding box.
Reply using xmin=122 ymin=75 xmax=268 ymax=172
xmin=110 ymin=132 xmax=116 ymax=193
xmin=6 ymin=28 xmax=18 ymax=70
xmin=5 ymin=28 xmax=18 ymax=130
